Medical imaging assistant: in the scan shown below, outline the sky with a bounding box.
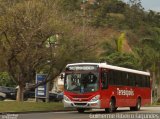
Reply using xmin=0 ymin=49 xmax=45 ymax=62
xmin=123 ymin=0 xmax=160 ymax=12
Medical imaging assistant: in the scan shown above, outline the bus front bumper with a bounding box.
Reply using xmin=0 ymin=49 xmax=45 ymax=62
xmin=63 ymin=100 xmax=101 ymax=109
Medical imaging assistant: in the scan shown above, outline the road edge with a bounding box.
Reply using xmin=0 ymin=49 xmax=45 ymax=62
xmin=0 ymin=109 xmax=76 ymax=115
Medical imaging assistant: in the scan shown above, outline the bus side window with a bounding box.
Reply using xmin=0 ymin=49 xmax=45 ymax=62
xmin=116 ymin=71 xmax=122 ymax=85
xmin=135 ymin=74 xmax=138 ymax=87
xmin=108 ymin=70 xmax=114 ymax=85
xmin=122 ymin=72 xmax=128 ymax=86
xmin=128 ymin=73 xmax=135 ymax=86
xmin=139 ymin=75 xmax=143 ymax=87
xmin=101 ymin=72 xmax=108 ymax=89
xmin=141 ymin=75 xmax=146 ymax=87
xmin=146 ymin=76 xmax=150 ymax=88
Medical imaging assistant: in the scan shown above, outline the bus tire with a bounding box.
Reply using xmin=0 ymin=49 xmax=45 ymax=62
xmin=113 ymin=107 xmax=117 ymax=112
xmin=130 ymin=98 xmax=141 ymax=111
xmin=77 ymin=108 xmax=85 ymax=113
xmin=130 ymin=107 xmax=135 ymax=111
xmin=0 ymin=96 xmax=5 ymax=101
xmin=135 ymin=98 xmax=141 ymax=111
xmin=105 ymin=99 xmax=115 ymax=113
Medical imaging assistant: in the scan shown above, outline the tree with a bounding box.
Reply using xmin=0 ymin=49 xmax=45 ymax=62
xmin=0 ymin=0 xmax=66 ymax=101
xmin=102 ymin=52 xmax=140 ymax=69
xmin=100 ymin=32 xmax=140 ymax=69
xmin=135 ymin=34 xmax=160 ymax=102
xmin=90 ymin=0 xmax=127 ymax=27
xmin=146 ymin=10 xmax=160 ymax=27
xmin=0 ymin=0 xmax=99 ymax=101
xmin=124 ymin=0 xmax=145 ymax=29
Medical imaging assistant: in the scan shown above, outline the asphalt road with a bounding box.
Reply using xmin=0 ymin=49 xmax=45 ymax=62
xmin=1 ymin=107 xmax=160 ymax=119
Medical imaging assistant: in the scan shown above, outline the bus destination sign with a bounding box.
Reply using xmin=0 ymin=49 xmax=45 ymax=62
xmin=67 ymin=65 xmax=98 ymax=71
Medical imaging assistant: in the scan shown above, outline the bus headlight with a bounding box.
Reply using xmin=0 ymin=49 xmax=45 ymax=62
xmin=64 ymin=95 xmax=71 ymax=102
xmin=90 ymin=95 xmax=100 ymax=102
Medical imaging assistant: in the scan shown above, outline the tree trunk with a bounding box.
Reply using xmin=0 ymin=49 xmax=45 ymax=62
xmin=152 ymin=71 xmax=157 ymax=103
xmin=16 ymin=85 xmax=24 ymax=102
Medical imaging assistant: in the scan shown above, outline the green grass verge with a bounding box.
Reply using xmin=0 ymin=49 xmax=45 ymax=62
xmin=152 ymin=102 xmax=160 ymax=106
xmin=0 ymin=101 xmax=73 ymax=113
xmin=144 ymin=102 xmax=160 ymax=107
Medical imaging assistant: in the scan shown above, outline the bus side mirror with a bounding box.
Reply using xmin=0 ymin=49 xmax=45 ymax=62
xmin=61 ymin=74 xmax=64 ymax=79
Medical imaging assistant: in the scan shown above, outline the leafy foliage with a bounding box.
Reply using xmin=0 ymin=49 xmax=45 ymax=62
xmin=117 ymin=33 xmax=126 ymax=52
xmin=100 ymin=33 xmax=140 ymax=70
xmin=0 ymin=72 xmax=16 ymax=87
xmin=0 ymin=0 xmax=99 ymax=101
xmin=101 ymin=52 xmax=140 ymax=69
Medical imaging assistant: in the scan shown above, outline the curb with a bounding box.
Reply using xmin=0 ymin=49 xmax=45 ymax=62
xmin=0 ymin=110 xmax=75 ymax=115
xmin=144 ymin=105 xmax=160 ymax=107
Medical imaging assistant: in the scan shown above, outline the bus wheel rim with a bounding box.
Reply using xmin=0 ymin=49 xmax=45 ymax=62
xmin=138 ymin=101 xmax=140 ymax=109
xmin=110 ymin=101 xmax=114 ymax=112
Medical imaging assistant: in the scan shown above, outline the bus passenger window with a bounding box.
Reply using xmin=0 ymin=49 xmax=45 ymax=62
xmin=101 ymin=72 xmax=108 ymax=89
xmin=135 ymin=81 xmax=138 ymax=87
xmin=108 ymin=70 xmax=114 ymax=85
xmin=128 ymin=73 xmax=135 ymax=86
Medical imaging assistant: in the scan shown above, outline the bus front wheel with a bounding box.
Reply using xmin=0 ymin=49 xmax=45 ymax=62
xmin=105 ymin=99 xmax=115 ymax=113
xmin=130 ymin=98 xmax=141 ymax=111
xmin=77 ymin=108 xmax=85 ymax=113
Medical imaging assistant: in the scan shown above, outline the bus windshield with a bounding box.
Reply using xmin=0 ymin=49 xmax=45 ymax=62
xmin=64 ymin=72 xmax=99 ymax=93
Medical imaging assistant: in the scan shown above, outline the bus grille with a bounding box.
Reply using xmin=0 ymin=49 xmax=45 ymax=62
xmin=74 ymin=103 xmax=87 ymax=106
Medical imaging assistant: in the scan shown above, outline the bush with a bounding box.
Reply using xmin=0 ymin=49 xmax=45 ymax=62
xmin=0 ymin=72 xmax=16 ymax=87
xmin=157 ymin=98 xmax=160 ymax=103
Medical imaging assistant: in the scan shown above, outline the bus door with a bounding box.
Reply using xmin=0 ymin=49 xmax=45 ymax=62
xmin=100 ymin=69 xmax=109 ymax=108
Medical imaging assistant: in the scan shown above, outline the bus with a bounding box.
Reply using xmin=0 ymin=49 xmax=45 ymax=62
xmin=63 ymin=63 xmax=151 ymax=113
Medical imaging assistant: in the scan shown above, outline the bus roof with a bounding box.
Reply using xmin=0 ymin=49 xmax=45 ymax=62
xmin=66 ymin=63 xmax=150 ymax=76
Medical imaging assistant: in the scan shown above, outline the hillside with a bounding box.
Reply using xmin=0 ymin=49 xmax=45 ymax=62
xmin=59 ymin=0 xmax=160 ymax=100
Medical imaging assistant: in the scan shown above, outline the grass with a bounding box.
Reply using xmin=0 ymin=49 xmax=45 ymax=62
xmin=144 ymin=102 xmax=160 ymax=107
xmin=1 ymin=101 xmax=159 ymax=113
xmin=152 ymin=102 xmax=160 ymax=106
xmin=0 ymin=101 xmax=72 ymax=113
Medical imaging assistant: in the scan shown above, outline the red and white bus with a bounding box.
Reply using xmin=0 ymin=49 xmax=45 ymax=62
xmin=63 ymin=63 xmax=151 ymax=113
